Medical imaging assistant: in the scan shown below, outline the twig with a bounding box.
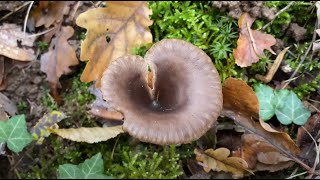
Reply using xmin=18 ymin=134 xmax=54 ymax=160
xmin=246 ymin=22 xmax=259 ymax=56
xmin=262 ymin=1 xmax=295 ymax=31
xmin=308 ymin=98 xmax=320 ymax=104
xmin=286 ymin=171 xmax=307 ymax=179
xmin=0 ymin=1 xmax=32 ymax=21
xmin=27 ymin=27 xmax=55 ymax=38
xmin=23 ymin=1 xmax=34 ymax=36
xmin=281 ymin=20 xmax=318 ymax=89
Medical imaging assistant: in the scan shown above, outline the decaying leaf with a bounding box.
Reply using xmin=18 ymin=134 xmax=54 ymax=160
xmin=40 ymin=26 xmax=79 ymax=102
xmin=76 ymin=1 xmax=153 ymax=86
xmin=195 ymin=148 xmax=252 ymax=178
xmin=233 ymin=12 xmax=276 ymax=67
xmin=222 ymin=77 xmax=301 ymax=168
xmin=0 ymin=23 xmax=36 ymax=61
xmin=31 ymin=1 xmax=72 ymax=28
xmin=50 ymin=125 xmax=124 ymax=143
xmin=296 ymin=113 xmax=320 ymax=166
xmin=31 ymin=111 xmax=67 ymax=145
xmin=0 ymin=92 xmax=17 ymax=117
xmin=238 ymin=133 xmax=295 ymax=172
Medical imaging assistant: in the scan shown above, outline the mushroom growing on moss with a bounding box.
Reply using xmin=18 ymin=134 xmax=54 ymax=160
xmin=101 ymin=39 xmax=223 ymax=145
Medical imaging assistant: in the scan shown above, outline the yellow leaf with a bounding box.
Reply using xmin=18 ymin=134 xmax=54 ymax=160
xmin=195 ymin=148 xmax=252 ymax=178
xmin=76 ymin=1 xmax=153 ymax=87
xmin=50 ymin=125 xmax=124 ymax=143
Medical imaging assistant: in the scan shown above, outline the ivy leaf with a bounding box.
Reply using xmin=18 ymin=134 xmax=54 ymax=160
xmin=0 ymin=115 xmax=32 ymax=153
xmin=254 ymin=84 xmax=276 ymax=121
xmin=57 ymin=153 xmax=113 ymax=179
xmin=275 ymin=91 xmax=311 ymax=125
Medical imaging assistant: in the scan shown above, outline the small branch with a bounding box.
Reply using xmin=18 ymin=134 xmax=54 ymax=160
xmin=27 ymin=27 xmax=55 ymax=38
xmin=246 ymin=22 xmax=259 ymax=55
xmin=261 ymin=1 xmax=295 ymax=31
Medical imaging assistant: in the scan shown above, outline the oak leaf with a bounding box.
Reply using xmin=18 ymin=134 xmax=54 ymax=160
xmin=195 ymin=148 xmax=252 ymax=178
xmin=50 ymin=126 xmax=124 ymax=143
xmin=76 ymin=1 xmax=153 ymax=87
xmin=40 ymin=26 xmax=79 ymax=101
xmin=233 ymin=12 xmax=276 ymax=67
xmin=0 ymin=23 xmax=36 ymax=61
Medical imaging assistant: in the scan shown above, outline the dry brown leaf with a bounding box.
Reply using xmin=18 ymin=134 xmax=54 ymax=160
xmin=238 ymin=133 xmax=295 ymax=172
xmin=50 ymin=125 xmax=124 ymax=143
xmin=296 ymin=113 xmax=320 ymax=166
xmin=76 ymin=1 xmax=153 ymax=87
xmin=195 ymin=148 xmax=252 ymax=178
xmin=221 ymin=77 xmax=301 ymax=166
xmin=31 ymin=1 xmax=72 ymax=28
xmin=233 ymin=12 xmax=276 ymax=67
xmin=40 ymin=26 xmax=79 ymax=102
xmin=255 ymin=47 xmax=289 ymax=83
xmin=0 ymin=23 xmax=36 ymax=61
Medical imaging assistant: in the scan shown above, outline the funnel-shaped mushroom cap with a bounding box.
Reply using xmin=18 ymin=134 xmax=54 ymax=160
xmin=101 ymin=39 xmax=223 ymax=145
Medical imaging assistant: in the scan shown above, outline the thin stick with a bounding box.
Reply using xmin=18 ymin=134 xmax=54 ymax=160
xmin=281 ymin=20 xmax=318 ymax=89
xmin=23 ymin=1 xmax=34 ymax=36
xmin=262 ymin=1 xmax=295 ymax=31
xmin=27 ymin=27 xmax=55 ymax=38
xmin=69 ymin=1 xmax=81 ymax=21
xmin=286 ymin=171 xmax=307 ymax=179
xmin=0 ymin=1 xmax=32 ymax=21
xmin=301 ymin=126 xmax=319 ymax=174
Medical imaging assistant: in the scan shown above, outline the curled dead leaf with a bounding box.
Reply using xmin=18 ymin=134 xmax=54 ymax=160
xmin=76 ymin=1 xmax=153 ymax=87
xmin=233 ymin=13 xmax=276 ymax=67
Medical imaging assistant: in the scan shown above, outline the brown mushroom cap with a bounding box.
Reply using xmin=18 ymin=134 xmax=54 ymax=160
xmin=101 ymin=39 xmax=223 ymax=145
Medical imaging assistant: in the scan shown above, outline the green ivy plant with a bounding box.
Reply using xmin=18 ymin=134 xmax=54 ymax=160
xmin=254 ymin=83 xmax=311 ymax=125
xmin=57 ymin=153 xmax=113 ymax=179
xmin=0 ymin=115 xmax=32 ymax=153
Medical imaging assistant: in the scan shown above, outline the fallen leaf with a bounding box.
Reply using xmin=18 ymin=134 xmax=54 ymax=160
xmin=50 ymin=125 xmax=124 ymax=143
xmin=255 ymin=47 xmax=289 ymax=83
xmin=88 ymin=85 xmax=124 ymax=120
xmin=296 ymin=113 xmax=320 ymax=166
xmin=76 ymin=1 xmax=153 ymax=86
xmin=233 ymin=12 xmax=276 ymax=67
xmin=222 ymin=77 xmax=301 ymax=167
xmin=195 ymin=148 xmax=252 ymax=178
xmin=238 ymin=133 xmax=295 ymax=172
xmin=31 ymin=111 xmax=67 ymax=145
xmin=40 ymin=26 xmax=79 ymax=102
xmin=31 ymin=1 xmax=72 ymax=28
xmin=0 ymin=92 xmax=17 ymax=117
xmin=0 ymin=23 xmax=36 ymax=61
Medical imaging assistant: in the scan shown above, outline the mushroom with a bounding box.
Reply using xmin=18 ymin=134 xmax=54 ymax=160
xmin=101 ymin=39 xmax=223 ymax=145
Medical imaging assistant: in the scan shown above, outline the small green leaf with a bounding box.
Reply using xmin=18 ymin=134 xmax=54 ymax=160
xmin=58 ymin=153 xmax=113 ymax=179
xmin=275 ymin=91 xmax=311 ymax=125
xmin=0 ymin=115 xmax=32 ymax=153
xmin=254 ymin=84 xmax=276 ymax=121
